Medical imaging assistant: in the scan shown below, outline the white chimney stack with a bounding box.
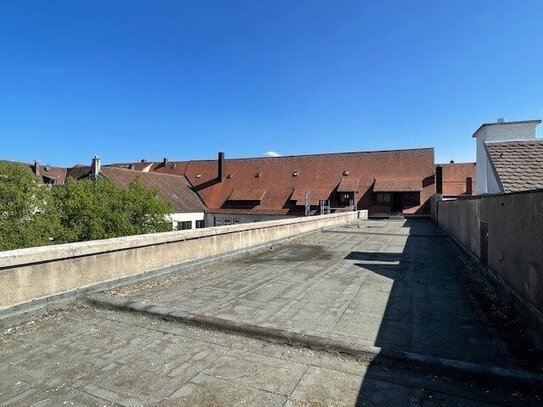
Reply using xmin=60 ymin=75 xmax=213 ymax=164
xmin=91 ymin=156 xmax=101 ymax=180
xmin=472 ymin=119 xmax=541 ymax=194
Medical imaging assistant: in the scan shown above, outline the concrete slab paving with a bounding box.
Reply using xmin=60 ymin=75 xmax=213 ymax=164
xmin=1 ymin=304 xmax=541 ymax=406
xmin=99 ymin=219 xmax=541 ymax=371
xmin=2 ymin=219 xmax=543 ymax=405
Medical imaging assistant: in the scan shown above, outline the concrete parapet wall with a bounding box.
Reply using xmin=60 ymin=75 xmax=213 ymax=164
xmin=437 ymin=191 xmax=543 ymax=334
xmin=0 ymin=211 xmax=365 ymax=315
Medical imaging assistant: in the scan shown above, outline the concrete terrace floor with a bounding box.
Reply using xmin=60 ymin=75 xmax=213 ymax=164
xmin=1 ymin=219 xmax=542 ymax=406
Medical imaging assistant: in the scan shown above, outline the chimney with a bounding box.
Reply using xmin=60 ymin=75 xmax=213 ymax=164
xmin=91 ymin=156 xmax=101 ymax=180
xmin=218 ymin=152 xmax=225 ymax=182
xmin=163 ymin=157 xmax=168 ymax=166
xmin=435 ymin=166 xmax=443 ymax=195
xmin=466 ymin=177 xmax=473 ymax=195
xmin=473 ymin=119 xmax=541 ymax=194
xmin=33 ymin=160 xmax=41 ymax=177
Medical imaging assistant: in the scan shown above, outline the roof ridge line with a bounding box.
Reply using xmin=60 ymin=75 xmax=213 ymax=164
xmin=103 ymin=166 xmax=185 ymax=178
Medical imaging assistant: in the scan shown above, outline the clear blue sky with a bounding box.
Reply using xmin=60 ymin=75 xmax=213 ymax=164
xmin=1 ymin=1 xmax=542 ymax=166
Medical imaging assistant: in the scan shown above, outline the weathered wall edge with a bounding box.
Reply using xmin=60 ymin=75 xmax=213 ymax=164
xmin=0 ymin=211 xmax=367 ymax=320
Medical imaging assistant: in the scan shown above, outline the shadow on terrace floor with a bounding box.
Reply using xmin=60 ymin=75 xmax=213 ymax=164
xmin=352 ymin=219 xmax=543 ymax=406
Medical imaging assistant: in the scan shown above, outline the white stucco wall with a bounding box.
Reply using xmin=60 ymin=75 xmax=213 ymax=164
xmin=210 ymin=211 xmax=367 ymax=226
xmin=474 ymin=122 xmax=539 ymax=195
xmin=170 ymin=212 xmax=205 ymax=230
xmin=485 ymin=159 xmax=502 ymax=194
xmin=212 ymin=213 xmax=294 ymax=226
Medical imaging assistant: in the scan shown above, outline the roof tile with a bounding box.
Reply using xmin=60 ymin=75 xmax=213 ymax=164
xmin=486 ymin=140 xmax=543 ymax=193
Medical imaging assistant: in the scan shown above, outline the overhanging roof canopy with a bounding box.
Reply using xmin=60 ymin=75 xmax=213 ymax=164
xmin=337 ymin=178 xmax=359 ymax=192
xmin=373 ymin=178 xmax=421 ymax=192
xmin=291 ymin=188 xmax=332 ymax=205
xmin=228 ymin=188 xmax=266 ymax=201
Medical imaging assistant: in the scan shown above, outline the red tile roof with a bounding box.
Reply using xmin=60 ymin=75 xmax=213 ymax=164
xmin=485 ymin=140 xmax=543 ymax=193
xmin=337 ymin=178 xmax=360 ymax=192
xmin=291 ymin=187 xmax=334 ymax=205
xmin=66 ymin=166 xmax=206 ymax=213
xmin=1 ymin=160 xmax=67 ymax=185
xmin=123 ymin=148 xmax=435 ymax=215
xmin=438 ymin=162 xmax=476 ymax=196
xmin=228 ymin=188 xmax=267 ymax=201
xmin=100 ymin=167 xmax=206 ymax=213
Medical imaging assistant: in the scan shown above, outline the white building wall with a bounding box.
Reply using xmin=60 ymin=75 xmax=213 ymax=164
xmin=486 ymin=159 xmax=502 ymax=194
xmin=474 ymin=122 xmax=539 ymax=194
xmin=476 ymin=136 xmax=489 ymax=195
xmin=212 ymin=213 xmax=295 ymax=226
xmin=170 ymin=212 xmax=205 ymax=230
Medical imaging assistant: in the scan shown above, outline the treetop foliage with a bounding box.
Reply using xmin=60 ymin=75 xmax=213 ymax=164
xmin=0 ymin=162 xmax=173 ymax=251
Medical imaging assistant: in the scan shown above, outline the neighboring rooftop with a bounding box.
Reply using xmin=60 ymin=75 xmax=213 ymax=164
xmin=437 ymin=162 xmax=476 ymax=197
xmin=112 ymin=148 xmax=436 ymax=216
xmin=486 ymin=139 xmax=543 ymax=193
xmin=0 ymin=160 xmax=67 ymax=185
xmin=67 ymin=166 xmax=206 ymax=213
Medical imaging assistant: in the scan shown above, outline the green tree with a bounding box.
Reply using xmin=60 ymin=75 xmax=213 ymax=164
xmin=122 ymin=179 xmax=173 ymax=235
xmin=0 ymin=164 xmax=173 ymax=251
xmin=0 ymin=162 xmax=65 ymax=250
xmin=55 ymin=177 xmax=172 ymax=242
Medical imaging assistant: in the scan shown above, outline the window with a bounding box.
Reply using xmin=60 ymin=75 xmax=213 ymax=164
xmin=375 ymin=193 xmax=391 ymax=204
xmin=402 ymin=192 xmax=420 ymax=205
xmin=338 ymin=192 xmax=353 ymax=204
xmin=223 ymin=219 xmax=232 ymax=225
xmin=195 ymin=220 xmax=205 ymax=229
xmin=233 ymin=218 xmax=240 ymax=224
xmin=177 ymin=221 xmax=192 ymax=230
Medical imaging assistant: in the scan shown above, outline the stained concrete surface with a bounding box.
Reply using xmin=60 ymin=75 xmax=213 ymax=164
xmin=101 ymin=219 xmax=541 ymax=371
xmin=1 ymin=305 xmax=541 ymax=406
xmin=1 ymin=219 xmax=542 ymax=406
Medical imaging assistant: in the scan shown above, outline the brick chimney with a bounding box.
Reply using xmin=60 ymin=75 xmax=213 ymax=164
xmin=435 ymin=166 xmax=443 ymax=195
xmin=33 ymin=160 xmax=41 ymax=177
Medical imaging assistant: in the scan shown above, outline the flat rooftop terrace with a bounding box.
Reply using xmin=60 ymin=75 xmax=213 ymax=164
xmin=1 ymin=219 xmax=542 ymax=406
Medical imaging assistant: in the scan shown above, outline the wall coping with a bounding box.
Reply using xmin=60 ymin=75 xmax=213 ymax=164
xmin=447 ymin=189 xmax=543 ymax=202
xmin=0 ymin=211 xmax=361 ymax=269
